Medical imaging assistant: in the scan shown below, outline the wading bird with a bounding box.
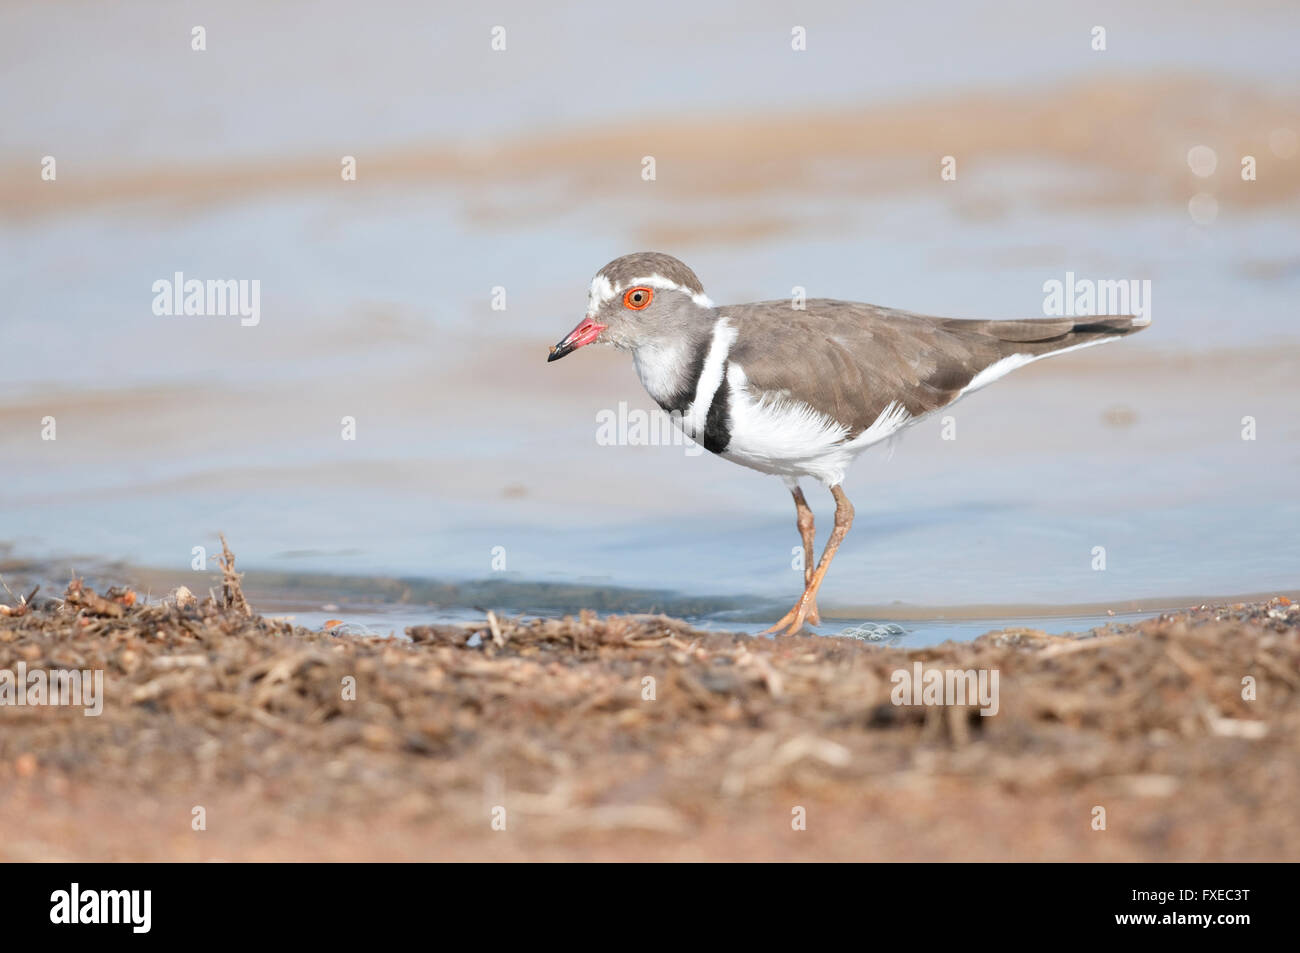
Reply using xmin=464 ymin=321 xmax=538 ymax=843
xmin=548 ymin=253 xmax=1147 ymax=635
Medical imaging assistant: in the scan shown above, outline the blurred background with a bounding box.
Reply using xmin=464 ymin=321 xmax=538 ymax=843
xmin=1 ymin=0 xmax=1298 ymax=629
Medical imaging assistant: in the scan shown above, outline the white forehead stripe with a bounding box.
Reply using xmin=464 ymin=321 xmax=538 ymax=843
xmin=587 ymin=272 xmax=714 ymax=312
xmin=587 ymin=274 xmax=616 ymax=314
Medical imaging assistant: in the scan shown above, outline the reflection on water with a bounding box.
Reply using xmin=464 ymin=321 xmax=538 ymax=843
xmin=280 ymin=604 xmax=1162 ymax=649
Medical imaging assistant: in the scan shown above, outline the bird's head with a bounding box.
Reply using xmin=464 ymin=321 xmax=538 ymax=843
xmin=547 ymin=252 xmax=714 ymax=362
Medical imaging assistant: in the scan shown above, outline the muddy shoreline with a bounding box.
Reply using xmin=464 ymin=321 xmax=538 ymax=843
xmin=5 ymin=544 xmax=1295 ymax=627
xmin=1 ymin=567 xmax=1297 ymax=861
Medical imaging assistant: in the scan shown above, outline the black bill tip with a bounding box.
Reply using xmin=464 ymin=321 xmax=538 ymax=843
xmin=547 ymin=342 xmax=574 ymax=363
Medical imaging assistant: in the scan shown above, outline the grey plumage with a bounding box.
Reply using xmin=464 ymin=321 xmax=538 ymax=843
xmin=549 ymin=252 xmax=1148 ymax=635
xmin=719 ymin=300 xmax=1143 ymax=438
xmin=596 ymin=252 xmax=706 ymax=297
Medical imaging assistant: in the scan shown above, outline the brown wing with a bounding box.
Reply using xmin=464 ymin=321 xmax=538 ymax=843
xmin=723 ymin=299 xmax=1141 ymax=437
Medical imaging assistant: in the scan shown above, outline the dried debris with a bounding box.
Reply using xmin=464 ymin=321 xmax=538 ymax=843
xmin=0 ymin=576 xmax=39 ymax=618
xmin=215 ymin=533 xmax=251 ymax=617
xmin=1 ymin=548 xmax=1298 ymax=860
xmin=63 ymin=579 xmax=127 ymax=618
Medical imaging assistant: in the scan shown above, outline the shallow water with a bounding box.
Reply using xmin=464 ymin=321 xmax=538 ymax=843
xmin=2 ymin=1 xmax=1298 ymax=633
xmin=281 ymin=604 xmax=1160 ymax=649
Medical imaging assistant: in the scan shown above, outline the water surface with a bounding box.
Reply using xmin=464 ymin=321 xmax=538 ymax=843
xmin=3 ymin=1 xmax=1298 ymax=635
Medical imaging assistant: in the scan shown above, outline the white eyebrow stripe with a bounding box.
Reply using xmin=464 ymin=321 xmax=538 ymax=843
xmin=588 ymin=272 xmax=714 ymax=311
xmin=587 ymin=274 xmax=616 ymax=314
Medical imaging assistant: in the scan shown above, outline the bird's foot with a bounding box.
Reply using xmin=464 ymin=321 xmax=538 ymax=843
xmin=759 ymin=597 xmax=821 ymax=636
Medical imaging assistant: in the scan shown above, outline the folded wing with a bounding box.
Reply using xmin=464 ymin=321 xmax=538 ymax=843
xmin=724 ymin=300 xmax=1145 ymax=438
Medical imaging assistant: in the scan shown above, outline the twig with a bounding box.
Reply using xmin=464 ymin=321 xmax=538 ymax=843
xmin=216 ymin=534 xmax=252 ymax=617
xmin=485 ymin=610 xmax=506 ymax=648
xmin=0 ymin=578 xmax=39 ymax=617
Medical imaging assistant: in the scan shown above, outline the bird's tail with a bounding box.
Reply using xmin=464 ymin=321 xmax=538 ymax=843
xmin=949 ymin=313 xmax=1150 ymax=358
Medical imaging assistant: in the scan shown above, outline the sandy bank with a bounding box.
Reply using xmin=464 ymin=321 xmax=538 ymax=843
xmin=1 ymin=563 xmax=1296 ymax=861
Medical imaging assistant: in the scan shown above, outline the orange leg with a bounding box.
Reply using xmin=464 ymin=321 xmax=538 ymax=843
xmin=791 ymin=487 xmax=821 ymax=626
xmin=761 ymin=485 xmax=819 ymax=634
xmin=760 ymin=485 xmax=854 ymax=636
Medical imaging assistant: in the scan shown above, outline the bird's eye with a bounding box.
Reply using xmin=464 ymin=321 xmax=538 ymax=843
xmin=623 ymin=287 xmax=653 ymax=310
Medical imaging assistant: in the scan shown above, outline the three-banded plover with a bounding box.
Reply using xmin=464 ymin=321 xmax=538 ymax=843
xmin=548 ymin=252 xmax=1148 ymax=635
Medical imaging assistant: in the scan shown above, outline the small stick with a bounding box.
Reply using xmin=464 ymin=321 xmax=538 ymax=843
xmin=486 ymin=610 xmax=505 ymax=648
xmin=216 ymin=534 xmax=252 ymax=617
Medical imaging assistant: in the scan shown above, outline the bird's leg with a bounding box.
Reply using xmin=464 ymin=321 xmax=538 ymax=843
xmin=792 ymin=487 xmax=820 ymax=626
xmin=760 ymin=487 xmax=819 ymax=634
xmin=761 ymin=485 xmax=854 ymax=636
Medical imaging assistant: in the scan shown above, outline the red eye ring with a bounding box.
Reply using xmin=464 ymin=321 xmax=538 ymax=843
xmin=623 ymin=287 xmax=653 ymax=310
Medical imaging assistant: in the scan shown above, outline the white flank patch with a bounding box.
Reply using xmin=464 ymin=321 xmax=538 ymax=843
xmin=721 ymin=363 xmax=853 ymax=482
xmin=959 ymin=353 xmax=1038 ymax=397
xmin=682 ymin=318 xmax=737 ymax=435
xmin=846 ymin=400 xmax=912 ymax=449
xmin=721 ymin=370 xmax=916 ymax=485
xmin=588 ymin=271 xmax=714 ymax=311
xmin=956 ymin=335 xmax=1123 ymax=400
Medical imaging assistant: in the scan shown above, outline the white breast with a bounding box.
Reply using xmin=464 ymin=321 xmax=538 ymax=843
xmin=632 ymin=339 xmax=690 ymax=406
